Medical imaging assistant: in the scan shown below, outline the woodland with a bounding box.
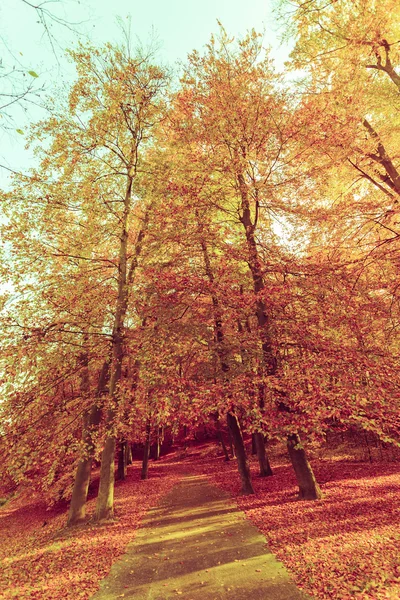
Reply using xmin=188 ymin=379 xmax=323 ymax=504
xmin=0 ymin=1 xmax=400 ymax=599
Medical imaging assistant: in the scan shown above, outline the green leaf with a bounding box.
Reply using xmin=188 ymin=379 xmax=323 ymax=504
xmin=16 ymin=129 xmax=24 ymax=135
xmin=28 ymin=70 xmax=39 ymax=78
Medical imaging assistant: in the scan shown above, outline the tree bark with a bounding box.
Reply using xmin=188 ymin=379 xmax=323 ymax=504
xmin=126 ymin=443 xmax=133 ymax=465
xmin=67 ymin=359 xmax=108 ymax=526
xmin=117 ymin=440 xmax=128 ymax=480
xmin=95 ymin=178 xmax=149 ymax=521
xmin=362 ymin=119 xmax=400 ymax=196
xmin=198 ymin=232 xmax=253 ymax=491
xmin=251 ymin=433 xmax=257 ymax=455
xmin=141 ymin=422 xmax=151 ymax=480
xmin=237 ymin=172 xmax=321 ymax=495
xmin=215 ymin=414 xmax=230 ymax=461
xmin=228 ymin=427 xmax=236 ymax=459
xmin=287 ymin=434 xmax=322 ymax=500
xmin=152 ymin=428 xmax=161 ymax=461
xmin=254 ymin=431 xmax=273 ymax=476
xmin=67 ymin=453 xmax=92 ymax=526
xmin=95 ymin=178 xmax=132 ymax=521
xmin=238 ymin=171 xmax=277 ymax=377
xmin=96 ymin=436 xmax=117 ymax=519
xmin=227 ymin=413 xmax=254 ymax=494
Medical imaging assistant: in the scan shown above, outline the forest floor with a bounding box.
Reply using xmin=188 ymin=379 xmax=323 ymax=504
xmin=0 ymin=442 xmax=399 ymax=600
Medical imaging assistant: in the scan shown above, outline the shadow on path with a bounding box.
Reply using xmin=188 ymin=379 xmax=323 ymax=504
xmin=91 ymin=475 xmax=311 ymax=600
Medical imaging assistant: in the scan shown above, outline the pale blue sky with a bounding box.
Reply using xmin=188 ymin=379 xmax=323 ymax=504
xmin=0 ymin=0 xmax=291 ymax=186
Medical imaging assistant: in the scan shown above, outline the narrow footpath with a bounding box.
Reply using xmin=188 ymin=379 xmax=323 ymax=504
xmin=91 ymin=474 xmax=311 ymax=600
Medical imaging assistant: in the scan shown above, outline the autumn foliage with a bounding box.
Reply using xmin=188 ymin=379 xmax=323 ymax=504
xmin=1 ymin=1 xmax=400 ymax=598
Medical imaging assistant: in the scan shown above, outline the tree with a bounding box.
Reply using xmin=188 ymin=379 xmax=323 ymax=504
xmin=169 ymin=27 xmax=322 ymax=498
xmin=0 ymin=39 xmax=170 ymax=521
xmin=273 ymin=0 xmax=400 ymax=451
xmin=3 ymin=15 xmax=400 ymax=517
xmin=279 ymin=0 xmax=400 ymax=216
xmin=59 ymin=42 xmax=169 ymax=521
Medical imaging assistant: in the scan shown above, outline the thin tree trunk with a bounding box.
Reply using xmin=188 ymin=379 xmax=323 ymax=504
xmin=153 ymin=428 xmax=161 ymax=461
xmin=215 ymin=415 xmax=230 ymax=461
xmin=141 ymin=422 xmax=151 ymax=480
xmin=117 ymin=440 xmax=128 ymax=480
xmin=159 ymin=427 xmax=165 ymax=456
xmin=227 ymin=413 xmax=254 ymax=494
xmin=228 ymin=427 xmax=236 ymax=458
xmin=364 ymin=431 xmax=373 ymax=463
xmin=287 ymin=434 xmax=322 ymax=500
xmin=67 ymin=360 xmax=108 ymax=527
xmin=126 ymin=443 xmax=133 ymax=465
xmin=198 ymin=231 xmax=253 ymax=491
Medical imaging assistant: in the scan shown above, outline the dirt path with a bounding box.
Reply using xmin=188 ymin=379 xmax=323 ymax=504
xmin=91 ymin=474 xmax=311 ymax=600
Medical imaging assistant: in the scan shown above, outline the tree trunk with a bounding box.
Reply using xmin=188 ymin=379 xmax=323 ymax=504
xmin=67 ymin=359 xmax=108 ymax=527
xmin=238 ymin=175 xmax=276 ymax=378
xmin=153 ymin=428 xmax=161 ymax=461
xmin=199 ymin=232 xmax=252 ymax=490
xmin=228 ymin=427 xmax=236 ymax=458
xmin=117 ymin=440 xmax=128 ymax=480
xmin=251 ymin=433 xmax=257 ymax=455
xmin=67 ymin=455 xmax=92 ymax=526
xmin=227 ymin=413 xmax=254 ymax=494
xmin=95 ymin=177 xmax=149 ymax=521
xmin=141 ymin=422 xmax=151 ymax=480
xmin=364 ymin=431 xmax=373 ymax=463
xmin=126 ymin=443 xmax=133 ymax=465
xmin=216 ymin=417 xmax=230 ymax=461
xmin=287 ymin=434 xmax=322 ymax=500
xmin=200 ymin=229 xmax=270 ymax=495
xmin=95 ymin=177 xmax=132 ymax=520
xmin=96 ymin=436 xmax=117 ymax=520
xmin=254 ymin=431 xmax=273 ymax=476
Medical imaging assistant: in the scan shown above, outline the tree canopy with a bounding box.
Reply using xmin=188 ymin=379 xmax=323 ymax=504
xmin=1 ymin=2 xmax=399 ymax=520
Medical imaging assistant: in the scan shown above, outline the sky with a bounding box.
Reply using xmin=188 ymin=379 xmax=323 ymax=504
xmin=0 ymin=0 xmax=291 ymax=188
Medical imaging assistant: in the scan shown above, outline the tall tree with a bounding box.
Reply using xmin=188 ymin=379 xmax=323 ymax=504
xmin=1 ymin=40 xmax=169 ymax=520
xmin=170 ymin=27 xmax=322 ymax=498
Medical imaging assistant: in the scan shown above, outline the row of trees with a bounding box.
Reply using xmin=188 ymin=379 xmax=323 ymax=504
xmin=0 ymin=0 xmax=399 ymax=524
